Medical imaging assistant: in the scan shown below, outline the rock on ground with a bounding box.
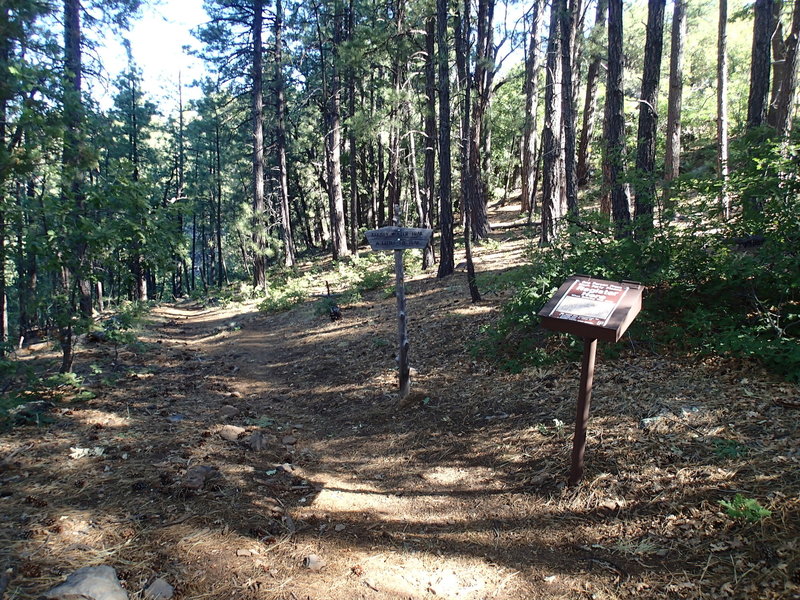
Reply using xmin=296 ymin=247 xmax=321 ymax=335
xmin=143 ymin=577 xmax=174 ymax=600
xmin=42 ymin=565 xmax=128 ymax=600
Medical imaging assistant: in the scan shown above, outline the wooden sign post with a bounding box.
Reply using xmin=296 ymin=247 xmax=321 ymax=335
xmin=365 ymin=223 xmax=433 ymax=400
xmin=537 ymin=276 xmax=643 ymax=486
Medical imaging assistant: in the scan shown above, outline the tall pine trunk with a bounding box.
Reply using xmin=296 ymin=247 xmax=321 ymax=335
xmin=561 ymin=0 xmax=578 ymax=216
xmin=436 ymin=0 xmax=455 ymax=277
xmin=521 ymin=1 xmax=544 ymax=213
xmin=576 ymin=0 xmax=607 ymax=187
xmin=747 ymin=0 xmax=774 ymax=128
xmin=60 ymin=0 xmax=92 ymax=372
xmin=252 ymin=0 xmax=267 ymax=287
xmin=422 ymin=15 xmax=437 ymax=269
xmin=767 ymin=0 xmax=800 ymax=135
xmin=633 ymin=0 xmax=666 ymax=235
xmin=540 ymin=0 xmax=565 ymax=245
xmin=0 ymin=5 xmax=9 ymax=351
xmin=606 ymin=0 xmax=631 ymax=236
xmin=664 ymin=0 xmax=686 ymax=197
xmin=718 ymin=0 xmax=730 ymax=218
xmin=275 ymin=0 xmax=296 ymax=266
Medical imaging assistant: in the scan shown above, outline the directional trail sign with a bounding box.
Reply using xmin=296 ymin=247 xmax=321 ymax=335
xmin=365 ymin=223 xmax=433 ymax=401
xmin=365 ymin=226 xmax=433 ymax=251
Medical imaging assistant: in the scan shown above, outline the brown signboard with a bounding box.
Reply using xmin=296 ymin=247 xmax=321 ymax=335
xmin=365 ymin=226 xmax=433 ymax=251
xmin=538 ymin=276 xmax=643 ymax=342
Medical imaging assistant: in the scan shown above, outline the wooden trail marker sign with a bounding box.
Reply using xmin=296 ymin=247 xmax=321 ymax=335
xmin=538 ymin=275 xmax=643 ymax=485
xmin=365 ymin=225 xmax=433 ymax=399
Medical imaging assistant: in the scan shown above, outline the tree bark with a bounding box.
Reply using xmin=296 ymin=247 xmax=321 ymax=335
xmin=767 ymin=0 xmax=800 ymax=135
xmin=561 ymin=0 xmax=578 ymax=216
xmin=747 ymin=0 xmax=774 ymax=128
xmin=252 ymin=0 xmax=267 ymax=287
xmin=540 ymin=0 xmax=565 ymax=245
xmin=633 ymin=0 xmax=666 ymax=235
xmin=576 ymin=0 xmax=607 ymax=187
xmin=0 ymin=5 xmax=9 ymax=350
xmin=275 ymin=0 xmax=296 ymax=266
xmin=422 ymin=15 xmax=437 ymax=269
xmin=718 ymin=0 xmax=730 ymax=218
xmin=436 ymin=0 xmax=455 ymax=278
xmin=664 ymin=0 xmax=686 ymax=191
xmin=60 ymin=0 xmax=93 ymax=372
xmin=465 ymin=0 xmax=492 ymax=240
xmin=606 ymin=0 xmax=631 ymax=236
xmin=521 ymin=1 xmax=544 ymax=213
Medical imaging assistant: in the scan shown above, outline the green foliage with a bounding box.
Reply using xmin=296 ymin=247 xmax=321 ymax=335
xmin=712 ymin=439 xmax=749 ymax=460
xmin=718 ymin=494 xmax=772 ymax=523
xmin=257 ymin=278 xmax=310 ymax=313
xmin=478 ymin=135 xmax=800 ymax=380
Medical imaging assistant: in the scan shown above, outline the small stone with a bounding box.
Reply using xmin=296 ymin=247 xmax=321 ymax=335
xmin=167 ymin=414 xmax=185 ymax=423
xmin=236 ymin=548 xmax=252 ymax=557
xmin=281 ymin=435 xmax=297 ymax=446
xmin=183 ymin=465 xmax=219 ymax=490
xmin=334 ymin=524 xmax=346 ymax=532
xmin=143 ymin=577 xmax=174 ymax=600
xmin=43 ymin=565 xmax=128 ymax=600
xmin=220 ymin=425 xmax=246 ymax=441
xmin=219 ymin=405 xmax=240 ymax=419
xmin=248 ymin=431 xmax=275 ymax=451
xmin=303 ymin=554 xmax=326 ymax=571
xmin=229 ymin=391 xmax=243 ymax=398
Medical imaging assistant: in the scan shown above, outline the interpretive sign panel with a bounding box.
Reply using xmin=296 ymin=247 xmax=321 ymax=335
xmin=538 ymin=275 xmax=644 ymax=485
xmin=365 ymin=226 xmax=433 ymax=251
xmin=538 ymin=276 xmax=643 ymax=342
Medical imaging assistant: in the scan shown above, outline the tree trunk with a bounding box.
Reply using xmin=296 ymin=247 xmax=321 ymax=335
xmin=540 ymin=0 xmax=565 ymax=245
xmin=747 ymin=0 xmax=774 ymax=128
xmin=436 ymin=0 xmax=455 ymax=278
xmin=718 ymin=0 xmax=730 ymax=218
xmin=664 ymin=0 xmax=686 ymax=193
xmin=60 ymin=0 xmax=92 ymax=372
xmin=346 ymin=0 xmax=359 ymax=257
xmin=275 ymin=0 xmax=296 ymax=266
xmin=252 ymin=0 xmax=267 ymax=287
xmin=606 ymin=0 xmax=631 ymax=236
xmin=422 ymin=15 xmax=437 ymax=269
xmin=0 ymin=6 xmax=8 ymax=351
xmin=561 ymin=0 xmax=578 ymax=217
xmin=767 ymin=0 xmax=800 ymax=135
xmin=633 ymin=0 xmax=666 ymax=235
xmin=521 ymin=0 xmax=544 ymax=213
xmin=214 ymin=116 xmax=225 ymax=287
xmin=576 ymin=0 xmax=607 ymax=187
xmin=465 ymin=0 xmax=492 ymax=240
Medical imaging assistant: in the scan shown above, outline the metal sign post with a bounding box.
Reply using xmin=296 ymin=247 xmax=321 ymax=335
xmin=538 ymin=276 xmax=643 ymax=485
xmin=365 ymin=221 xmax=433 ymax=400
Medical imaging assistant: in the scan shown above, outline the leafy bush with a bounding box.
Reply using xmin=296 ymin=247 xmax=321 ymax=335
xmin=718 ymin=494 xmax=771 ymax=522
xmin=477 ymin=137 xmax=800 ymax=380
xmin=258 ymin=278 xmax=310 ymax=313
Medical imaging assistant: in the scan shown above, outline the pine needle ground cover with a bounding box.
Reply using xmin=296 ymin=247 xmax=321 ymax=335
xmin=1 ymin=205 xmax=798 ymax=599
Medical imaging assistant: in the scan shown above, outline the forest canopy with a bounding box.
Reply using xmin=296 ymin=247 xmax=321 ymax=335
xmin=0 ymin=0 xmax=798 ymax=380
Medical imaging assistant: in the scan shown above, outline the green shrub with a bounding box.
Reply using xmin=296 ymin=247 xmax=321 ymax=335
xmin=477 ymin=137 xmax=800 ymax=380
xmin=718 ymin=494 xmax=772 ymax=522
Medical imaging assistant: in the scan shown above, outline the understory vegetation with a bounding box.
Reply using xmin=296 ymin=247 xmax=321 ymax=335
xmin=480 ymin=134 xmax=800 ymax=381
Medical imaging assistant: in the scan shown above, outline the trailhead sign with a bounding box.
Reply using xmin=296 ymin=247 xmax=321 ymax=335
xmin=538 ymin=276 xmax=643 ymax=485
xmin=365 ymin=224 xmax=433 ymax=400
xmin=365 ymin=226 xmax=433 ymax=251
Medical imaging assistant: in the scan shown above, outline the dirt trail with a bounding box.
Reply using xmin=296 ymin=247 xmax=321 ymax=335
xmin=1 ymin=204 xmax=798 ymax=599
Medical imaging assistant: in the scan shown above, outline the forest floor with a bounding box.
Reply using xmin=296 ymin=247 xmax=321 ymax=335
xmin=1 ymin=201 xmax=799 ymax=600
